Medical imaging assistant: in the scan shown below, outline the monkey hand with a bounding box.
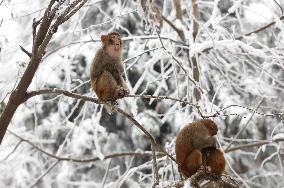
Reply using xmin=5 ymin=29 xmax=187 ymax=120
xmin=116 ymin=87 xmax=129 ymax=99
xmin=199 ymin=165 xmax=211 ymax=174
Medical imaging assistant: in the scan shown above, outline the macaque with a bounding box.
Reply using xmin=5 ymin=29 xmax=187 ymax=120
xmin=175 ymin=119 xmax=225 ymax=178
xmin=90 ymin=32 xmax=129 ymax=102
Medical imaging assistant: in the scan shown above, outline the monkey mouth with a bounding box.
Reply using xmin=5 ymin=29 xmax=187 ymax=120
xmin=114 ymin=44 xmax=121 ymax=50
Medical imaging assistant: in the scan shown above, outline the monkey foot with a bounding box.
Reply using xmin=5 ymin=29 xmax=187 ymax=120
xmin=116 ymin=88 xmax=129 ymax=98
xmin=200 ymin=166 xmax=211 ymax=174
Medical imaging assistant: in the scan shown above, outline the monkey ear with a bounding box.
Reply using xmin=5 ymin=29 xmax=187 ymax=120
xmin=101 ymin=35 xmax=108 ymax=43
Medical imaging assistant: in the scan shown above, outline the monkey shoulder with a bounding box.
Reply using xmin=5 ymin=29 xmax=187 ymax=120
xmin=179 ymin=122 xmax=211 ymax=147
xmin=176 ymin=125 xmax=195 ymax=146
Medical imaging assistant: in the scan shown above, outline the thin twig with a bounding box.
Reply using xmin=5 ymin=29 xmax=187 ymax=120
xmin=225 ymin=98 xmax=264 ymax=152
xmin=115 ymin=107 xmax=176 ymax=163
xmin=225 ymin=141 xmax=272 ymax=153
xmin=127 ymin=94 xmax=202 ymax=114
xmin=152 ymin=144 xmax=159 ymax=187
xmin=19 ymin=45 xmax=32 ymax=58
xmin=2 ymin=140 xmax=23 ymax=160
xmin=29 ymin=160 xmax=60 ymax=188
xmin=206 ymin=104 xmax=283 ymax=118
xmin=25 ymin=88 xmax=101 ymax=104
xmin=202 ymin=15 xmax=284 ymax=53
xmin=8 ymin=129 xmax=161 ymax=163
xmin=236 ymin=16 xmax=284 ymax=40
xmin=161 ymin=15 xmax=185 ymax=42
xmin=100 ymin=159 xmax=112 ymax=188
xmin=155 ymin=31 xmax=204 ymax=96
xmin=272 ymin=0 xmax=283 ymax=16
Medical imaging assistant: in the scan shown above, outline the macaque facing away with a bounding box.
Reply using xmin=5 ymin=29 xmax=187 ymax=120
xmin=90 ymin=32 xmax=129 ymax=101
xmin=175 ymin=119 xmax=226 ymax=178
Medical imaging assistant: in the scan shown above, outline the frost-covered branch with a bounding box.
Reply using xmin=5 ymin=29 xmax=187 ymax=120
xmin=190 ymin=0 xmax=201 ymax=102
xmin=7 ymin=129 xmax=161 ymax=163
xmin=0 ymin=0 xmax=88 ymax=144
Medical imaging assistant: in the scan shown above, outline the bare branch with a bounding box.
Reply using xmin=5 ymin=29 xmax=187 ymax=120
xmin=25 ymin=88 xmax=204 ymax=118
xmin=190 ymin=0 xmax=201 ymax=102
xmin=235 ymin=16 xmax=284 ymax=40
xmin=33 ymin=0 xmax=57 ymax=50
xmin=225 ymin=98 xmax=264 ymax=152
xmin=29 ymin=160 xmax=60 ymax=188
xmin=172 ymin=0 xmax=182 ymax=20
xmin=25 ymin=88 xmax=100 ymax=103
xmin=207 ymin=104 xmax=283 ymax=118
xmin=162 ymin=15 xmax=185 ymax=42
xmin=38 ymin=0 xmax=87 ymax=55
xmin=2 ymin=140 xmax=23 ymax=161
xmin=61 ymin=0 xmax=87 ymax=24
xmin=115 ymin=107 xmax=177 ymax=163
xmin=151 ymin=144 xmax=159 ymax=187
xmin=25 ymin=88 xmax=283 ymax=120
xmin=19 ymin=45 xmax=31 ymax=58
xmin=8 ymin=129 xmax=162 ymax=163
xmin=190 ymin=168 xmax=240 ymax=188
xmin=225 ymin=141 xmax=272 ymax=153
xmin=272 ymin=0 xmax=283 ymax=16
xmin=32 ymin=18 xmax=43 ymax=45
xmin=0 ymin=0 xmax=89 ymax=144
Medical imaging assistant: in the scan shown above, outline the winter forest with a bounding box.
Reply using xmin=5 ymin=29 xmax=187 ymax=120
xmin=0 ymin=0 xmax=284 ymax=187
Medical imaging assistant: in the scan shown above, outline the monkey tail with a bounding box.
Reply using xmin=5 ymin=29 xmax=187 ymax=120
xmin=104 ymin=101 xmax=117 ymax=114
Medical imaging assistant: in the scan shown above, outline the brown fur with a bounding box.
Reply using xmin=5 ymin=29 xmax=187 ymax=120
xmin=202 ymin=147 xmax=226 ymax=176
xmin=90 ymin=32 xmax=128 ymax=101
xmin=175 ymin=119 xmax=223 ymax=178
xmin=184 ymin=149 xmax=203 ymax=177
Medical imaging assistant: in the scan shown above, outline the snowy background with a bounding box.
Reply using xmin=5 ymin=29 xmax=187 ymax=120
xmin=0 ymin=0 xmax=284 ymax=187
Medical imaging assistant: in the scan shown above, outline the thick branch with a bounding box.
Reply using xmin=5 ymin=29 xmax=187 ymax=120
xmin=24 ymin=88 xmax=177 ymax=162
xmin=25 ymin=89 xmax=204 ymax=117
xmin=0 ymin=0 xmax=88 ymax=144
xmin=33 ymin=0 xmax=57 ymax=50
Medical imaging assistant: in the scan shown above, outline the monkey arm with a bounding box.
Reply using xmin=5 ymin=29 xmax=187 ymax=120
xmin=193 ymin=136 xmax=217 ymax=149
xmin=91 ymin=50 xmax=106 ymax=80
xmin=104 ymin=64 xmax=125 ymax=86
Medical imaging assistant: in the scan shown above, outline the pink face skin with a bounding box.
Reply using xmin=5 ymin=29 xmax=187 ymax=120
xmin=106 ymin=34 xmax=122 ymax=58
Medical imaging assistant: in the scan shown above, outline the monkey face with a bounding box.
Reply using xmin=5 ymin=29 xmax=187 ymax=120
xmin=102 ymin=33 xmax=122 ymax=58
xmin=109 ymin=34 xmax=121 ymax=51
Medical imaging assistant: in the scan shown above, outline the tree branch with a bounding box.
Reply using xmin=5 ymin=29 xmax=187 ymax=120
xmin=162 ymin=15 xmax=185 ymax=42
xmin=8 ymin=129 xmax=162 ymax=163
xmin=0 ymin=0 xmax=88 ymax=144
xmin=19 ymin=45 xmax=32 ymax=58
xmin=235 ymin=15 xmax=284 ymax=40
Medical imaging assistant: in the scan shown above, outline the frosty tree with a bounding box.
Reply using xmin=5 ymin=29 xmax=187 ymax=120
xmin=0 ymin=0 xmax=283 ymax=187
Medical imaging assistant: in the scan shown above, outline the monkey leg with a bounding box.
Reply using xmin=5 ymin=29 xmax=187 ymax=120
xmin=180 ymin=149 xmax=203 ymax=178
xmin=116 ymin=76 xmax=129 ymax=98
xmin=95 ymin=71 xmax=120 ymax=101
xmin=202 ymin=147 xmax=226 ymax=176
